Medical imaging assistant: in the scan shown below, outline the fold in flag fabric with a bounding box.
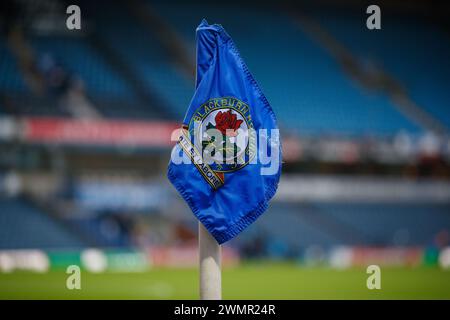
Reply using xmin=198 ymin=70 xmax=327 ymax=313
xmin=168 ymin=19 xmax=281 ymax=244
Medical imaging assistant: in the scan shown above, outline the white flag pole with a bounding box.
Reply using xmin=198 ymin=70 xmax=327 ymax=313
xmin=199 ymin=222 xmax=222 ymax=300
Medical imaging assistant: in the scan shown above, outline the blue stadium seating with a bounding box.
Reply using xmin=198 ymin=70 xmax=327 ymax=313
xmin=84 ymin=0 xmax=193 ymax=119
xmin=235 ymin=202 xmax=450 ymax=250
xmin=31 ymin=36 xmax=136 ymax=101
xmin=313 ymin=202 xmax=450 ymax=246
xmin=0 ymin=2 xmax=445 ymax=134
xmin=67 ymin=217 xmax=130 ymax=248
xmin=0 ymin=38 xmax=27 ymax=93
xmin=256 ymin=203 xmax=340 ymax=248
xmin=313 ymin=10 xmax=450 ymax=129
xmin=0 ymin=197 xmax=85 ymax=249
xmin=152 ymin=2 xmax=421 ymax=135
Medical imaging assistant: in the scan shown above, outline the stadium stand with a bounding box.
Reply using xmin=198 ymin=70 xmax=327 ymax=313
xmin=151 ymin=2 xmax=422 ymax=135
xmin=65 ymin=217 xmax=130 ymax=248
xmin=0 ymin=0 xmax=448 ymax=260
xmin=79 ymin=0 xmax=193 ymax=119
xmin=1 ymin=30 xmax=73 ymax=116
xmin=0 ymin=197 xmax=86 ymax=249
xmin=312 ymin=202 xmax=450 ymax=246
xmin=257 ymin=203 xmax=340 ymax=248
xmin=238 ymin=202 xmax=450 ymax=252
xmin=0 ymin=37 xmax=27 ymax=93
xmin=311 ymin=9 xmax=450 ymax=130
xmin=31 ymin=36 xmax=137 ymax=101
xmin=0 ymin=1 xmax=439 ymax=135
xmin=29 ymin=34 xmax=162 ymax=118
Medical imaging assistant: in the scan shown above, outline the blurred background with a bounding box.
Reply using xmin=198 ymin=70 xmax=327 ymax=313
xmin=0 ymin=0 xmax=450 ymax=299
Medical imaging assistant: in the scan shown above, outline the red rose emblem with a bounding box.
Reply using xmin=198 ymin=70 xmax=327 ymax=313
xmin=214 ymin=110 xmax=243 ymax=137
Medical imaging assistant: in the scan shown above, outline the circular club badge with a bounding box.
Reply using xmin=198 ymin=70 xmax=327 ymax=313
xmin=188 ymin=97 xmax=256 ymax=173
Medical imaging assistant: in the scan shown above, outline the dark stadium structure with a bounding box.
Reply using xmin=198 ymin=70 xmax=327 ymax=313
xmin=0 ymin=0 xmax=449 ymax=271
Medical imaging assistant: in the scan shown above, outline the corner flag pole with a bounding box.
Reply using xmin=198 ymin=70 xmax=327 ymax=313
xmin=199 ymin=222 xmax=222 ymax=300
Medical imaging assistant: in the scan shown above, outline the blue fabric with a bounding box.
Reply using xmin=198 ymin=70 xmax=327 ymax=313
xmin=168 ymin=20 xmax=281 ymax=244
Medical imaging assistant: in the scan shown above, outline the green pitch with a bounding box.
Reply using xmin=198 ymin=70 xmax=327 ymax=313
xmin=1 ymin=263 xmax=449 ymax=299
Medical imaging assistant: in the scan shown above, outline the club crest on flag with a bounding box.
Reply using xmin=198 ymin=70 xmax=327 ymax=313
xmin=188 ymin=97 xmax=256 ymax=178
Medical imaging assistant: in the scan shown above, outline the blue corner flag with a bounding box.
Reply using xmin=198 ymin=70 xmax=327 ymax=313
xmin=168 ymin=20 xmax=281 ymax=244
